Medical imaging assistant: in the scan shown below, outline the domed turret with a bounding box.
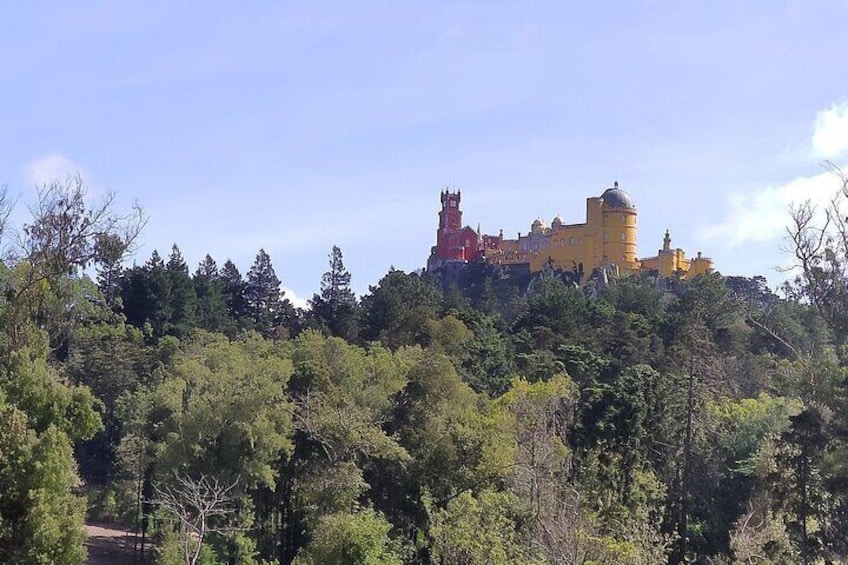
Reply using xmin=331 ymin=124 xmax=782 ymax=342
xmin=551 ymin=215 xmax=563 ymax=229
xmin=601 ymin=181 xmax=635 ymax=210
xmin=531 ymin=218 xmax=547 ymax=233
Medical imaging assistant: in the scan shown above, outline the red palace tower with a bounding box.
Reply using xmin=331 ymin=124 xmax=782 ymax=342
xmin=427 ymin=190 xmax=482 ymax=270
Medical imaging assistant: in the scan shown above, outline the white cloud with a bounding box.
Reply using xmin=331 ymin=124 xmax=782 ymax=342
xmin=812 ymin=102 xmax=848 ymax=160
xmin=704 ymin=101 xmax=848 ymax=248
xmin=24 ymin=153 xmax=87 ymax=187
xmin=283 ymin=287 xmax=310 ymax=310
xmin=701 ymin=169 xmax=843 ymax=247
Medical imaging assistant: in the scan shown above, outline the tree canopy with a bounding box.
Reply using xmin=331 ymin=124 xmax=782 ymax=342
xmin=7 ymin=174 xmax=848 ymax=564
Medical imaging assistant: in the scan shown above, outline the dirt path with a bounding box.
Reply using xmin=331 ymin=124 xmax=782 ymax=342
xmin=85 ymin=523 xmax=139 ymax=565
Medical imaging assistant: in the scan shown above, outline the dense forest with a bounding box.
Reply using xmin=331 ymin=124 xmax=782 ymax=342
xmin=2 ymin=177 xmax=848 ymax=565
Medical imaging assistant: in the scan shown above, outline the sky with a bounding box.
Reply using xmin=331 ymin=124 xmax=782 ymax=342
xmin=3 ymin=1 xmax=848 ymax=306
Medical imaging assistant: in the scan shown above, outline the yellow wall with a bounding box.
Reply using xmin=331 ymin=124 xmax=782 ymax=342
xmin=493 ymin=196 xmax=641 ymax=275
xmin=688 ymin=253 xmax=713 ymax=277
xmin=483 ymin=192 xmax=713 ymax=280
xmin=639 ymin=232 xmax=714 ymax=279
xmin=657 ymin=249 xmax=688 ymax=277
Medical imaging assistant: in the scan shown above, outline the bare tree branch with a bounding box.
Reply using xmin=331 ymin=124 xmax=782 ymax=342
xmin=782 ymin=165 xmax=848 ymax=341
xmin=152 ymin=473 xmax=240 ymax=565
xmin=0 ymin=175 xmax=146 ymax=348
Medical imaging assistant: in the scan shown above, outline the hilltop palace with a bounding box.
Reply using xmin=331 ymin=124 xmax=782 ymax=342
xmin=427 ymin=183 xmax=713 ymax=280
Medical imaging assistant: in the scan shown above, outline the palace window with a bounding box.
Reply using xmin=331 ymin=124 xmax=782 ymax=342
xmin=569 ymin=236 xmax=575 ymax=245
xmin=603 ymin=232 xmax=609 ymax=241
xmin=603 ymin=214 xmax=609 ymax=224
xmin=620 ymin=232 xmax=626 ymax=241
xmin=622 ymin=214 xmax=628 ymax=223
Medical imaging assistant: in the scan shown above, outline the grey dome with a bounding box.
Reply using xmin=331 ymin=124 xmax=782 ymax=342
xmin=601 ymin=182 xmax=635 ymax=209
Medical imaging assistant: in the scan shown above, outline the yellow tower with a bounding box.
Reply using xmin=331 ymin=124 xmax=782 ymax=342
xmin=599 ymin=182 xmax=639 ymax=271
xmin=688 ymin=251 xmax=714 ymax=277
xmin=657 ymin=230 xmax=677 ymax=276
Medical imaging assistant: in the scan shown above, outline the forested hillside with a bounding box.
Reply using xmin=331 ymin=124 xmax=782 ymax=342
xmin=3 ymin=178 xmax=848 ymax=564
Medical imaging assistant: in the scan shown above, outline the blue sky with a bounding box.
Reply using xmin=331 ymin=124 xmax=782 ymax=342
xmin=3 ymin=1 xmax=848 ymax=305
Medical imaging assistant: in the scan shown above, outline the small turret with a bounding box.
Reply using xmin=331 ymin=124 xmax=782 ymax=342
xmin=531 ymin=218 xmax=547 ymax=233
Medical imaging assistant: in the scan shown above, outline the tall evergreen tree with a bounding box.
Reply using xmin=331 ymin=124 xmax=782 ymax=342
xmin=245 ymin=249 xmax=295 ymax=338
xmin=321 ymin=246 xmax=355 ymax=305
xmin=195 ymin=254 xmax=219 ymax=280
xmin=94 ymin=233 xmax=127 ymax=310
xmin=120 ymin=250 xmax=171 ymax=339
xmin=146 ymin=249 xmax=165 ymax=271
xmin=165 ymin=244 xmax=188 ymax=274
xmin=165 ymin=244 xmax=197 ymax=337
xmin=220 ymin=259 xmax=249 ymax=329
xmin=774 ymin=406 xmax=830 ymax=564
xmin=193 ymin=255 xmax=231 ymax=335
xmin=310 ymin=246 xmax=359 ymax=341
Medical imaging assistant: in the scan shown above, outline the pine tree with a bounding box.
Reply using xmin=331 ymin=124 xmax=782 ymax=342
xmin=195 ymin=255 xmax=219 ymax=280
xmin=245 ymin=249 xmax=293 ymax=337
xmin=165 ymin=244 xmax=197 ymax=336
xmin=121 ymin=250 xmax=171 ymax=339
xmin=95 ymin=233 xmax=127 ymax=310
xmin=146 ymin=249 xmax=165 ymax=271
xmin=193 ymin=255 xmax=230 ymax=335
xmin=220 ymin=260 xmax=249 ymax=329
xmin=166 ymin=244 xmax=188 ymax=274
xmin=310 ymin=246 xmax=359 ymax=341
xmin=321 ymin=246 xmax=355 ymax=306
xmin=774 ymin=406 xmax=829 ymax=564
